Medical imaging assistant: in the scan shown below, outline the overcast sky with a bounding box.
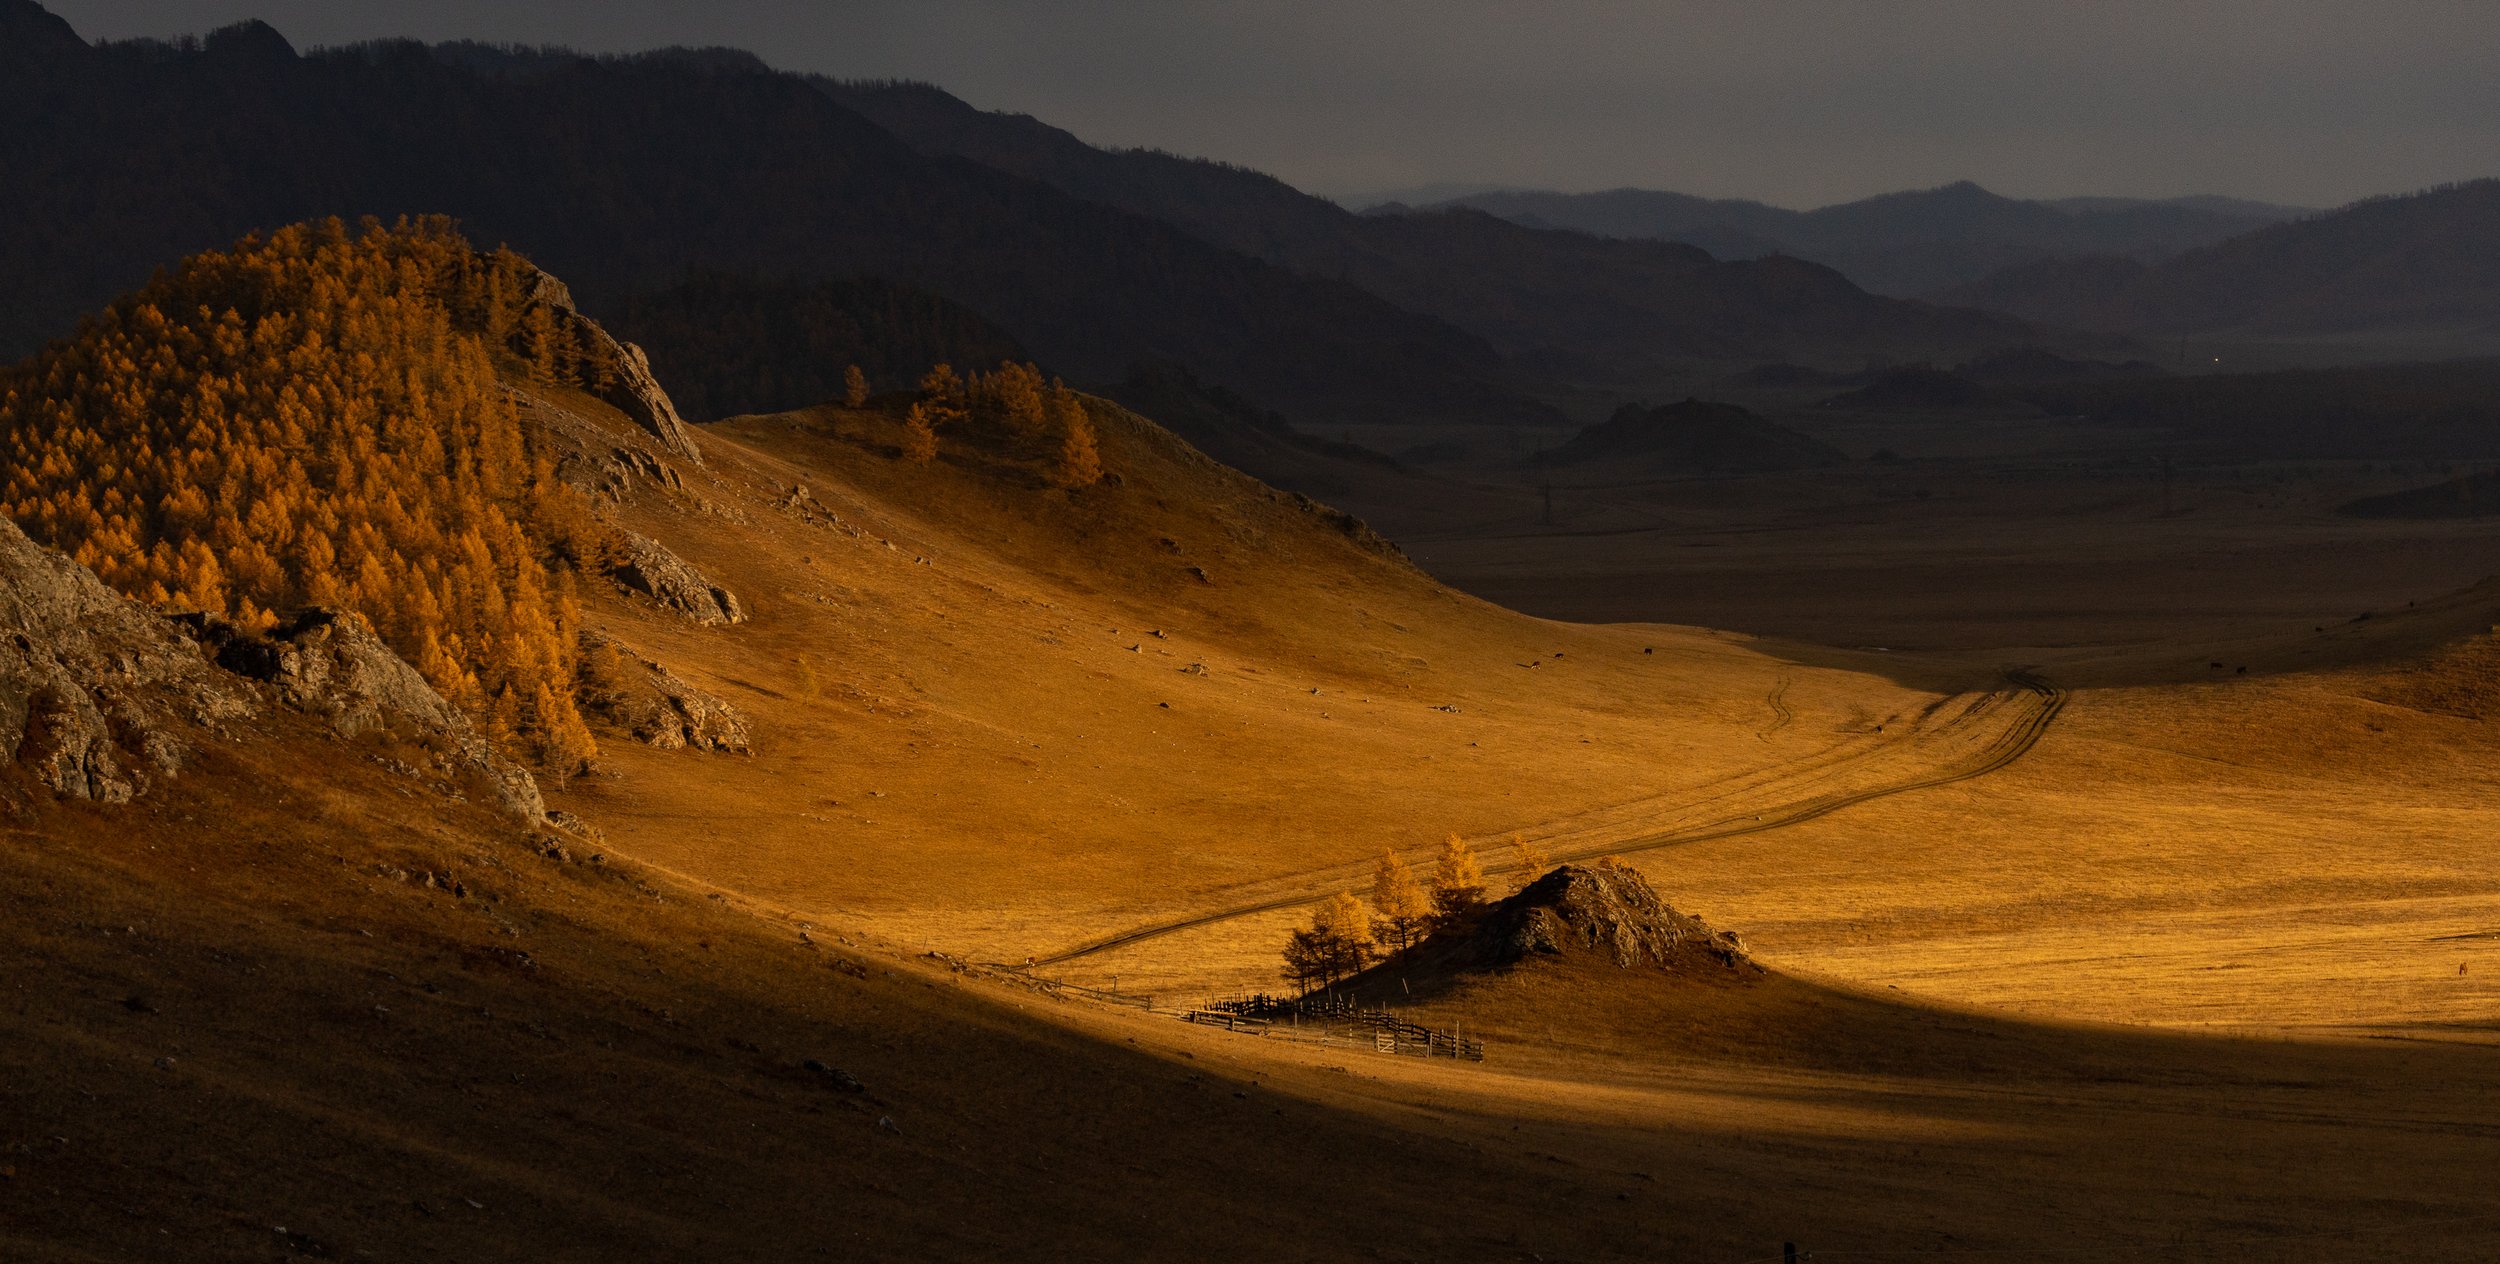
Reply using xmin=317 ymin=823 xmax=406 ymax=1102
xmin=44 ymin=1 xmax=2500 ymax=210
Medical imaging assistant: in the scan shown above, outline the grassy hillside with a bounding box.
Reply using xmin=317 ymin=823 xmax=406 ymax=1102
xmin=10 ymin=199 xmax=2500 ymax=1261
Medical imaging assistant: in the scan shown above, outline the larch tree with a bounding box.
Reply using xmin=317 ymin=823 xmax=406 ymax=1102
xmin=0 ymin=215 xmax=604 ymax=775
xmin=1047 ymin=385 xmax=1104 ymax=489
xmin=1431 ymin=834 xmax=1487 ymax=924
xmin=1284 ymin=892 xmax=1376 ymax=990
xmin=1281 ymin=927 xmax=1331 ymax=993
xmin=1370 ymin=848 xmax=1433 ymax=951
xmin=901 ymin=401 xmax=941 ymax=464
xmin=917 ymin=362 xmax=964 ymax=408
xmin=1510 ymin=833 xmax=1553 ymax=891
xmin=842 ymin=363 xmax=870 ymax=409
xmin=1312 ymin=891 xmax=1376 ymax=984
xmin=973 ymin=361 xmax=1049 ymax=436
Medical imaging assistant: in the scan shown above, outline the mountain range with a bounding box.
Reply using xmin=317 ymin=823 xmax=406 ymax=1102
xmin=1936 ymin=179 xmax=2500 ymax=341
xmin=817 ymin=82 xmax=2047 ymax=387
xmin=0 ymin=6 xmax=1539 ymax=434
xmin=1419 ymin=181 xmax=2304 ymax=297
xmin=0 ymin=1 xmax=2078 ymax=460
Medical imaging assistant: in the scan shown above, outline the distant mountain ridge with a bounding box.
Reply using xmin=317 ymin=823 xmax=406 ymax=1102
xmin=0 ymin=3 xmax=1549 ymax=435
xmin=1428 ymin=181 xmax=2300 ymax=297
xmin=1938 ymin=180 xmax=2500 ymax=340
xmin=817 ymin=81 xmax=2060 ymax=387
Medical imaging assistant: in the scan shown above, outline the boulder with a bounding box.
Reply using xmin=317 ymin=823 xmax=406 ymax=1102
xmin=606 ymin=532 xmax=745 ymax=626
xmin=580 ymin=632 xmax=750 ymax=752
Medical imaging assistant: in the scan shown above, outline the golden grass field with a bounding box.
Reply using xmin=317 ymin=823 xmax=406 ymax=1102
xmin=16 ymin=381 xmax=2500 ymax=1259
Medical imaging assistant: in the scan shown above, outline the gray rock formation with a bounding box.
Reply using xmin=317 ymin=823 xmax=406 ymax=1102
xmin=0 ymin=517 xmax=251 ymax=804
xmin=516 ymin=264 xmax=703 ymax=463
xmin=606 ymin=532 xmax=745 ymax=626
xmin=580 ymin=632 xmax=750 ymax=753
xmin=183 ymin=607 xmax=545 ymax=822
xmin=193 ymin=609 xmax=465 ymax=742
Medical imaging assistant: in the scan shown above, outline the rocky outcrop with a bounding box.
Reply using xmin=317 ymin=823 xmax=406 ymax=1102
xmin=606 ymin=532 xmax=745 ymax=626
xmin=191 ymin=609 xmax=463 ymax=742
xmin=516 ymin=264 xmax=703 ymax=463
xmin=0 ymin=517 xmax=252 ymax=804
xmin=1464 ymin=861 xmax=1753 ymax=972
xmin=181 ymin=608 xmax=544 ymax=822
xmin=580 ymin=632 xmax=750 ymax=753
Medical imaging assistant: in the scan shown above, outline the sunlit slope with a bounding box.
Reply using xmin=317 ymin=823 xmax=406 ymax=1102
xmin=1642 ymin=627 xmax=2500 ymax=1031
xmin=20 ymin=694 xmax=2500 ymax=1263
xmin=549 ymin=395 xmax=1949 ymax=961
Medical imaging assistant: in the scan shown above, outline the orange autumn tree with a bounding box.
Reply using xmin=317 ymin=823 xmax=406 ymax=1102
xmin=0 ymin=215 xmax=598 ymax=772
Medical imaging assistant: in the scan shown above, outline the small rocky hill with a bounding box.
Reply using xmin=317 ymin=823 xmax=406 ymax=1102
xmin=1385 ymin=861 xmax=1759 ymax=984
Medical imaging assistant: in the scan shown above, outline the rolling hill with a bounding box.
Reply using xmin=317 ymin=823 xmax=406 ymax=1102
xmin=11 ymin=214 xmax=2500 ymax=1260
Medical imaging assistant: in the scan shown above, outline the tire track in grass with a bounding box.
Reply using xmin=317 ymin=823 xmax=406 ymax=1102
xmin=1032 ymin=671 xmax=2066 ymax=967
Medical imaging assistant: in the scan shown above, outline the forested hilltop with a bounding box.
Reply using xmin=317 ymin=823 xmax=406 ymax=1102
xmin=0 ymin=218 xmax=610 ymax=767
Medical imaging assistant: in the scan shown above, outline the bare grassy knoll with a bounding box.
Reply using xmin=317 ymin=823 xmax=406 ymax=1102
xmin=508 ymin=373 xmax=2500 ymax=1255
xmin=547 ymin=396 xmax=1977 ymax=964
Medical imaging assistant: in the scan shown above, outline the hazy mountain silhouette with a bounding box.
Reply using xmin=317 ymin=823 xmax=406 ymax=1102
xmin=1431 ymin=181 xmax=2297 ymax=297
xmin=1943 ymin=180 xmax=2500 ymax=340
xmin=818 ymin=81 xmax=2055 ymax=386
xmin=0 ymin=4 xmax=1550 ymax=433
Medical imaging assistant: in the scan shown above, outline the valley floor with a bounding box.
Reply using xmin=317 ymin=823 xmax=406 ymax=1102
xmin=16 ymin=387 xmax=2500 ymax=1260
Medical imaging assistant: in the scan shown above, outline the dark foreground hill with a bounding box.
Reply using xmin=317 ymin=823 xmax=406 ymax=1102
xmin=0 ymin=3 xmax=1546 ymax=432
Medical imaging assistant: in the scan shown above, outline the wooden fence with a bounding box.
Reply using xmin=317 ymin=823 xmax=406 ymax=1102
xmin=1198 ymin=992 xmax=1484 ymax=1061
xmin=1022 ymin=974 xmax=1155 ymax=1009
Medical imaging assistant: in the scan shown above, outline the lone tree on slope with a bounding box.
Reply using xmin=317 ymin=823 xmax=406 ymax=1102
xmin=1047 ymin=385 xmax=1103 ymax=489
xmin=901 ymin=401 xmax=941 ymax=464
xmin=1510 ymin=833 xmax=1553 ymax=891
xmin=1432 ymin=834 xmax=1486 ymax=924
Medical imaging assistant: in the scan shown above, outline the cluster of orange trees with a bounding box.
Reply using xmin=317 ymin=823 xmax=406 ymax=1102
xmin=900 ymin=360 xmax=1103 ymax=488
xmin=0 ymin=216 xmax=601 ymax=772
xmin=1282 ymin=834 xmax=1554 ymax=990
